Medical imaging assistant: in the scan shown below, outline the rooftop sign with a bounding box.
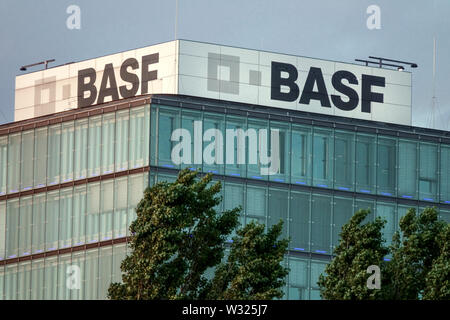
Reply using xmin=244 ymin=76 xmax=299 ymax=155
xmin=15 ymin=40 xmax=412 ymax=125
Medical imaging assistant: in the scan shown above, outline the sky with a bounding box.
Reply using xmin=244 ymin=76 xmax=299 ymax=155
xmin=0 ymin=0 xmax=449 ymax=130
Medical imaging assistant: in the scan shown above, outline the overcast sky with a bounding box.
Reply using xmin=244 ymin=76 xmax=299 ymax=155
xmin=0 ymin=0 xmax=449 ymax=130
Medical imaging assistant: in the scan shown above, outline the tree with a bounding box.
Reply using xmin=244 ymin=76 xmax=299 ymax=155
xmin=204 ymin=220 xmax=289 ymax=300
xmin=382 ymin=207 xmax=447 ymax=300
xmin=318 ymin=206 xmax=449 ymax=300
xmin=318 ymin=209 xmax=389 ymax=300
xmin=423 ymin=224 xmax=450 ymax=300
xmin=108 ymin=168 xmax=239 ymax=299
xmin=108 ymin=168 xmax=288 ymax=300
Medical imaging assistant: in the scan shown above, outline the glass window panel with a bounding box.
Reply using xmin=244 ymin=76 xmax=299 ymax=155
xmin=5 ymin=264 xmax=18 ymax=300
xmin=377 ymin=137 xmax=397 ymax=196
xmin=150 ymin=105 xmax=157 ymax=166
xmin=128 ymin=174 xmax=144 ymax=233
xmin=31 ymin=259 xmax=44 ymax=300
xmin=47 ymin=124 xmax=61 ymax=185
xmin=88 ymin=115 xmax=102 ymax=177
xmin=311 ymin=194 xmax=331 ymax=254
xmin=6 ymin=199 xmax=19 ymax=258
xmin=32 ymin=194 xmax=46 ymax=254
xmin=245 ymin=185 xmax=266 ymax=226
xmin=355 ymin=134 xmax=376 ymax=194
xmin=289 ymin=191 xmax=310 ymax=252
xmin=101 ymin=113 xmax=115 ymax=174
xmin=288 ymin=257 xmax=308 ymax=287
xmin=288 ymin=286 xmax=308 ymax=300
xmin=59 ymin=188 xmax=73 ymax=248
xmin=334 ymin=131 xmax=355 ymax=191
xmin=156 ymin=107 xmax=179 ymax=169
xmin=84 ymin=249 xmax=99 ymax=299
xmin=397 ymin=205 xmax=416 ymax=231
xmin=439 ymin=208 xmax=450 ymax=224
xmin=419 ymin=142 xmax=438 ymax=201
xmin=332 ymin=196 xmax=353 ymax=251
xmin=180 ymin=110 xmax=201 ymax=170
xmin=224 ymin=182 xmax=245 ymax=240
xmin=268 ymin=188 xmax=288 ymax=238
xmin=130 ymin=106 xmax=147 ymax=169
xmin=0 ymin=202 xmax=5 ymax=261
xmin=291 ymin=124 xmax=312 ymax=186
xmin=355 ymin=199 xmax=375 ymax=224
xmin=100 ymin=180 xmax=114 ymax=241
xmin=312 ymin=129 xmax=333 ymax=188
xmin=7 ymin=133 xmax=21 ymax=193
xmin=57 ymin=253 xmax=72 ymax=300
xmin=18 ymin=196 xmax=32 ymax=256
xmin=86 ymin=182 xmax=100 ymax=243
xmin=144 ymin=104 xmax=150 ymax=166
xmin=376 ymin=202 xmax=396 ymax=246
xmin=115 ymin=110 xmax=129 ymax=172
xmin=310 ymin=260 xmax=327 ymax=289
xmin=440 ymin=145 xmax=450 ymax=204
xmin=98 ymin=246 xmax=113 ymax=300
xmin=310 ymin=289 xmax=322 ymax=300
xmin=112 ymin=243 xmax=127 ymax=284
xmin=34 ymin=127 xmax=48 ymax=188
xmin=21 ymin=130 xmax=34 ymax=190
xmin=225 ymin=115 xmax=247 ymax=178
xmin=156 ymin=172 xmax=177 ymax=183
xmin=74 ymin=118 xmax=88 ymax=180
xmin=269 ymin=122 xmax=290 ymax=183
xmin=114 ymin=177 xmax=128 ymax=238
xmin=211 ymin=178 xmax=223 ymax=213
xmin=60 ymin=122 xmax=74 ymax=183
xmin=73 ymin=185 xmax=87 ymax=246
xmin=398 ymin=140 xmax=418 ymax=199
xmin=0 ymin=136 xmax=7 ymax=195
xmin=43 ymin=256 xmax=57 ymax=299
xmin=45 ymin=191 xmax=59 ymax=251
xmin=71 ymin=251 xmax=85 ymax=300
xmin=0 ymin=266 xmax=3 ymax=300
xmin=203 ymin=113 xmax=226 ymax=175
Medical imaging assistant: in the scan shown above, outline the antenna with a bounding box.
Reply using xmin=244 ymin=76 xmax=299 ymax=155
xmin=20 ymin=59 xmax=55 ymax=71
xmin=355 ymin=57 xmax=417 ymax=71
xmin=426 ymin=36 xmax=445 ymax=130
xmin=175 ymin=0 xmax=178 ymax=40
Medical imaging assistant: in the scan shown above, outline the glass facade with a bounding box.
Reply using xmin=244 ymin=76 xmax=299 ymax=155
xmin=0 ymin=172 xmax=147 ymax=260
xmin=0 ymin=105 xmax=150 ymax=194
xmin=1 ymin=99 xmax=449 ymax=300
xmin=0 ymin=243 xmax=127 ymax=300
xmin=151 ymin=104 xmax=450 ymax=204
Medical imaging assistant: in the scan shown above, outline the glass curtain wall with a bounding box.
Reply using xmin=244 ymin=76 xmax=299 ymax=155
xmin=0 ymin=105 xmax=150 ymax=195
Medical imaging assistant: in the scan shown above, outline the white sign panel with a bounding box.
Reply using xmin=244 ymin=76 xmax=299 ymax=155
xmin=177 ymin=40 xmax=412 ymax=125
xmin=14 ymin=41 xmax=178 ymax=121
xmin=14 ymin=40 xmax=412 ymax=125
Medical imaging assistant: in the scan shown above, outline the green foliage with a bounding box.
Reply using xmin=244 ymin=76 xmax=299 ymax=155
xmin=318 ymin=209 xmax=389 ymax=300
xmin=382 ymin=207 xmax=446 ymax=300
xmin=204 ymin=220 xmax=289 ymax=300
xmin=319 ymin=206 xmax=449 ymax=300
xmin=423 ymin=224 xmax=450 ymax=300
xmin=108 ymin=169 xmax=239 ymax=300
xmin=108 ymin=168 xmax=288 ymax=300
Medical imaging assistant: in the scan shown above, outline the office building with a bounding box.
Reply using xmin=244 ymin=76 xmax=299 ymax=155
xmin=1 ymin=40 xmax=449 ymax=299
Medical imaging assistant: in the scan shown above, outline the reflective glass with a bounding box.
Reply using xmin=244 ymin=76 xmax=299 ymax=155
xmin=291 ymin=125 xmax=312 ymax=186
